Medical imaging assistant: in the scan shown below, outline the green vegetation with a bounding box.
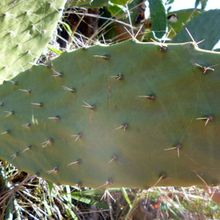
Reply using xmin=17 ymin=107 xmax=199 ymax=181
xmin=0 ymin=0 xmax=66 ymax=83
xmin=0 ymin=0 xmax=220 ymax=218
xmin=0 ymin=41 xmax=220 ymax=188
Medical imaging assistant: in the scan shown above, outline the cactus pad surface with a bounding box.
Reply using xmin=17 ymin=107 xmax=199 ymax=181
xmin=0 ymin=40 xmax=220 ymax=188
xmin=0 ymin=0 xmax=66 ymax=83
xmin=174 ymin=10 xmax=220 ymax=50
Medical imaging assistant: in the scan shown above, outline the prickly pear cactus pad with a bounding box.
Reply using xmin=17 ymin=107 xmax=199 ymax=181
xmin=0 ymin=0 xmax=66 ymax=83
xmin=0 ymin=40 xmax=220 ymax=188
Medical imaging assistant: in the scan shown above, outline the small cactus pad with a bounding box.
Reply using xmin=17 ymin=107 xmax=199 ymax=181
xmin=0 ymin=0 xmax=66 ymax=83
xmin=0 ymin=40 xmax=220 ymax=188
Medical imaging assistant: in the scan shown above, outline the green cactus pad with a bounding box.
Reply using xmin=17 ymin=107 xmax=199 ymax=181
xmin=0 ymin=0 xmax=66 ymax=83
xmin=167 ymin=9 xmax=201 ymax=39
xmin=173 ymin=10 xmax=220 ymax=50
xmin=0 ymin=40 xmax=220 ymax=188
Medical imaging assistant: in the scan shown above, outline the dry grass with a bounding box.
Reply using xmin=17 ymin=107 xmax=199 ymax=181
xmin=0 ymin=162 xmax=220 ymax=219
